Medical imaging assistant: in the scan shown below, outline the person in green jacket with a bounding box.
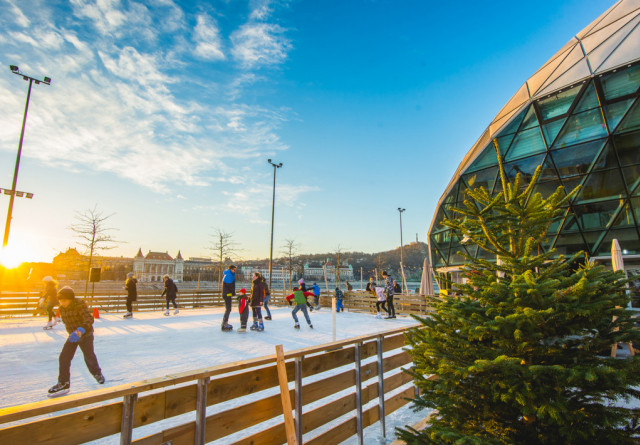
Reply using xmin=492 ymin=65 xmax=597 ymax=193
xmin=285 ymin=287 xmax=314 ymax=329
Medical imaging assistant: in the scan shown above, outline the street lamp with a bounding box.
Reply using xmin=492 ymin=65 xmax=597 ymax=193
xmin=3 ymin=65 xmax=51 ymax=248
xmin=398 ymin=207 xmax=406 ymax=293
xmin=267 ymin=159 xmax=283 ymax=291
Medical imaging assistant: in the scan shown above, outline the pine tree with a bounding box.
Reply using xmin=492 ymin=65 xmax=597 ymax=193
xmin=399 ymin=142 xmax=640 ymax=444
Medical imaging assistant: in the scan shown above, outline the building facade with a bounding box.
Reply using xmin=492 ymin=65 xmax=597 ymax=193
xmin=133 ymin=249 xmax=184 ymax=282
xmin=303 ymin=261 xmax=355 ymax=282
xmin=429 ymin=0 xmax=640 ymax=283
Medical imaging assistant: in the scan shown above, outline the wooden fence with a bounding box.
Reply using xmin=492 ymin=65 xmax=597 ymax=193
xmin=0 ymin=326 xmax=420 ymax=445
xmin=0 ymin=290 xmax=433 ymax=318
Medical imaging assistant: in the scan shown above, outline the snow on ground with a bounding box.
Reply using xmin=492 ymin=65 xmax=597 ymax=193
xmin=0 ymin=306 xmax=426 ymax=443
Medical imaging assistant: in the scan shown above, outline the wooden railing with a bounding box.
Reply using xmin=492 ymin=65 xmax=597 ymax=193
xmin=0 ymin=326 xmax=419 ymax=445
xmin=0 ymin=290 xmax=433 ymax=318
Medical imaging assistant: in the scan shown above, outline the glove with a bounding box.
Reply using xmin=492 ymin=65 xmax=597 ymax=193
xmin=288 ymin=301 xmax=292 ymax=306
xmin=69 ymin=327 xmax=86 ymax=343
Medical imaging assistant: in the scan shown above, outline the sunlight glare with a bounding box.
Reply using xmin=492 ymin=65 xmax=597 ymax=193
xmin=0 ymin=244 xmax=28 ymax=269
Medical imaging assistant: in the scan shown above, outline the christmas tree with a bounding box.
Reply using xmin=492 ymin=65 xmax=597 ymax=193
xmin=400 ymin=141 xmax=640 ymax=444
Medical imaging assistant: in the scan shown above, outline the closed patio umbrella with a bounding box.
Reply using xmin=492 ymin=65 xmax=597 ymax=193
xmin=419 ymin=256 xmax=434 ymax=296
xmin=611 ymin=239 xmax=634 ymax=357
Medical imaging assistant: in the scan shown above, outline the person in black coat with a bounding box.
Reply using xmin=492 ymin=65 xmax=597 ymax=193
xmin=124 ymin=273 xmax=137 ymax=318
xmin=161 ymin=274 xmax=179 ymax=316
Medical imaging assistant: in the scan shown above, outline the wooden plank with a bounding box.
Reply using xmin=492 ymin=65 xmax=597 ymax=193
xmin=275 ymin=345 xmax=296 ymax=445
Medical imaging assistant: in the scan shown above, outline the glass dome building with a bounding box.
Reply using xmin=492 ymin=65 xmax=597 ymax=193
xmin=428 ymin=0 xmax=640 ymax=281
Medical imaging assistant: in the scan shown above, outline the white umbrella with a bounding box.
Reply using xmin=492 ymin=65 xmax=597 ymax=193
xmin=419 ymin=256 xmax=434 ymax=296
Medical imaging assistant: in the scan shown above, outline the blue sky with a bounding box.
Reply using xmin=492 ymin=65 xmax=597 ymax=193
xmin=0 ymin=0 xmax=612 ymax=265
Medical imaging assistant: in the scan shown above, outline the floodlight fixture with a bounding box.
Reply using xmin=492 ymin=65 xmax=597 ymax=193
xmin=267 ymin=159 xmax=283 ymax=291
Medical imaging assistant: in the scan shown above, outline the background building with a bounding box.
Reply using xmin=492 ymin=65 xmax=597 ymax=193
xmin=133 ymin=249 xmax=184 ymax=282
xmin=429 ymin=0 xmax=640 ymax=287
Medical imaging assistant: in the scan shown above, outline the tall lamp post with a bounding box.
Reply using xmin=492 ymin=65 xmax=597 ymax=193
xmin=267 ymin=159 xmax=283 ymax=291
xmin=398 ymin=207 xmax=406 ymax=293
xmin=3 ymin=65 xmax=51 ymax=248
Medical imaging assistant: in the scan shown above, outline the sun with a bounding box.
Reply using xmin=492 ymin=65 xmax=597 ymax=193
xmin=0 ymin=245 xmax=26 ymax=269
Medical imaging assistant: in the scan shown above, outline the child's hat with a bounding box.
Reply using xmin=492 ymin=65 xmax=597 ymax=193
xmin=58 ymin=286 xmax=75 ymax=300
xmin=239 ymin=288 xmax=247 ymax=293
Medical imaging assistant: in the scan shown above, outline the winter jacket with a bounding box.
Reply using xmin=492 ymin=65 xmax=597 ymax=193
xmin=384 ymin=276 xmax=394 ymax=297
xmin=162 ymin=278 xmax=178 ymax=299
xmin=44 ymin=283 xmax=58 ymax=306
xmin=263 ymin=278 xmax=270 ymax=296
xmin=125 ymin=277 xmax=138 ymax=300
xmin=251 ymin=279 xmax=265 ymax=307
xmin=223 ymin=269 xmax=236 ymax=284
xmin=393 ymin=282 xmax=401 ymax=293
xmin=59 ymin=299 xmax=94 ymax=335
xmin=310 ymin=284 xmax=320 ymax=297
xmin=373 ymin=286 xmax=387 ymax=302
xmin=286 ymin=290 xmax=314 ymax=305
xmin=335 ymin=289 xmax=345 ymax=300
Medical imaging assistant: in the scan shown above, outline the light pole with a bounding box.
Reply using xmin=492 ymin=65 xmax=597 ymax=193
xmin=3 ymin=65 xmax=51 ymax=248
xmin=267 ymin=159 xmax=283 ymax=291
xmin=398 ymin=207 xmax=406 ymax=293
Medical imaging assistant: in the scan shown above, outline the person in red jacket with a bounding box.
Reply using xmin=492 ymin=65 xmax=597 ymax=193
xmin=48 ymin=286 xmax=104 ymax=397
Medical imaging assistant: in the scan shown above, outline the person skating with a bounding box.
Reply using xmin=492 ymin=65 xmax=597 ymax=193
xmin=365 ymin=277 xmax=376 ymax=292
xmin=285 ymin=287 xmax=314 ymax=329
xmin=250 ymin=272 xmax=265 ymax=331
xmin=161 ymin=274 xmax=179 ymax=315
xmin=123 ymin=272 xmax=137 ymax=319
xmin=42 ymin=276 xmax=59 ymax=329
xmin=48 ymin=286 xmax=104 ymax=397
xmin=335 ymin=287 xmax=345 ymax=312
xmin=382 ymin=271 xmax=396 ymax=319
xmin=262 ymin=275 xmax=272 ymax=320
xmin=221 ymin=265 xmax=236 ymax=331
xmin=371 ymin=285 xmax=390 ymax=319
xmin=237 ymin=288 xmax=250 ymax=332
xmin=309 ymin=282 xmax=321 ymax=310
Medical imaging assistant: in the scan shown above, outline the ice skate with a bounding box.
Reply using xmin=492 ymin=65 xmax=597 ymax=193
xmin=264 ymin=315 xmax=272 ymax=320
xmin=47 ymin=382 xmax=70 ymax=397
xmin=173 ymin=308 xmax=179 ymax=315
xmin=94 ymin=373 xmax=105 ymax=384
xmin=308 ymin=324 xmax=313 ymax=329
xmin=250 ymin=321 xmax=258 ymax=331
xmin=43 ymin=320 xmax=54 ymax=330
xmin=375 ymin=313 xmax=382 ymax=319
xmin=164 ymin=310 xmax=170 ymax=316
xmin=123 ymin=312 xmax=133 ymax=319
xmin=257 ymin=321 xmax=264 ymax=332
xmin=221 ymin=323 xmax=233 ymax=331
xmin=238 ymin=326 xmax=247 ymax=333
xmin=294 ymin=323 xmax=300 ymax=329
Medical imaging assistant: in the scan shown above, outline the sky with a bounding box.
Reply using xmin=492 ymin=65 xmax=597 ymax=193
xmin=0 ymin=0 xmax=613 ymax=265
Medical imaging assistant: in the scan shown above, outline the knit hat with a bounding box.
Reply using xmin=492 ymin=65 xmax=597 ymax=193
xmin=42 ymin=276 xmax=53 ymax=282
xmin=58 ymin=286 xmax=75 ymax=300
xmin=298 ymin=279 xmax=304 ymax=284
xmin=239 ymin=288 xmax=247 ymax=294
xmin=127 ymin=272 xmax=134 ymax=278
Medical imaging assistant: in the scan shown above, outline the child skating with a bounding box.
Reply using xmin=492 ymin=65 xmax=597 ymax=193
xmin=335 ymin=287 xmax=345 ymax=312
xmin=48 ymin=286 xmax=104 ymax=397
xmin=371 ymin=285 xmax=390 ymax=319
xmin=236 ymin=288 xmax=250 ymax=332
xmin=286 ymin=287 xmax=315 ymax=329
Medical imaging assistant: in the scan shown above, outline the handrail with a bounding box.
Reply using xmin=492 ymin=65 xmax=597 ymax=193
xmin=0 ymin=324 xmax=418 ymax=424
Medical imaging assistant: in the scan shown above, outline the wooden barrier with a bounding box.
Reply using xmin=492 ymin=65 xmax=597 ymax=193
xmin=0 ymin=325 xmax=419 ymax=444
xmin=1 ymin=289 xmax=433 ymax=318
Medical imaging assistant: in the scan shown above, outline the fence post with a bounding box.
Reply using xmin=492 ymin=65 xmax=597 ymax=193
xmin=376 ymin=335 xmax=386 ymax=438
xmin=275 ymin=345 xmax=297 ymax=445
xmin=355 ymin=341 xmax=363 ymax=445
xmin=294 ymin=356 xmax=303 ymax=445
xmin=120 ymin=393 xmax=138 ymax=445
xmin=195 ymin=376 xmax=210 ymax=445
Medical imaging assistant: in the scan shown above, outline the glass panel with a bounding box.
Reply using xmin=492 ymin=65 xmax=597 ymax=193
xmin=551 ymin=139 xmax=605 ymax=178
xmin=431 ymin=231 xmax=451 ymax=255
xmin=583 ymin=230 xmax=607 ymax=255
xmin=477 ymin=247 xmax=495 ymax=260
xmin=432 ymin=208 xmax=449 ymax=233
xmin=611 ymin=202 xmax=635 ymax=229
xmin=553 ymin=108 xmax=608 ymax=148
xmin=503 ymin=154 xmax=546 ymax=188
xmin=542 ymin=118 xmax=566 ymax=146
xmin=449 ymin=242 xmax=469 ymax=265
xmin=593 ymin=228 xmax=640 ymax=256
xmin=533 ymin=180 xmax=565 ymax=199
xmin=634 ymin=183 xmax=640 ymax=197
xmin=562 ymin=177 xmax=586 ymax=201
xmin=591 ymin=141 xmax=620 ymax=173
xmin=573 ymin=200 xmax=625 ymax=231
xmin=443 ymin=182 xmax=460 ymax=207
xmin=632 ymin=197 xmax=640 ymax=224
xmin=553 ymin=231 xmax=588 ymax=256
xmin=616 ymin=99 xmax=640 ymax=134
xmin=539 ymin=157 xmax=560 ymax=182
xmin=463 ymin=167 xmax=498 ymax=193
xmin=537 ymin=87 xmax=581 ymax=120
xmin=622 ymin=165 xmax=640 ymax=192
xmin=575 ymin=169 xmax=627 ymax=204
xmin=466 ymin=244 xmax=479 ymax=260
xmin=600 ymin=64 xmax=640 ymax=100
xmin=574 ymin=81 xmax=600 ymax=113
xmin=505 ymin=127 xmax=546 ymax=162
xmin=604 ymin=98 xmax=634 ymax=131
xmin=497 ymin=106 xmax=528 ymax=136
xmin=561 ymin=214 xmax=580 ymax=232
xmin=612 ymin=130 xmax=640 ymax=166
xmin=520 ymin=105 xmax=539 ymax=130
xmin=466 ymin=145 xmax=500 ymax=173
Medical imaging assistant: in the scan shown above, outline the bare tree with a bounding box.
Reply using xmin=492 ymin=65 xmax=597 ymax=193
xmin=70 ymin=205 xmax=118 ymax=298
xmin=209 ymin=228 xmax=240 ymax=288
xmin=374 ymin=254 xmax=386 ymax=283
xmin=280 ymin=239 xmax=299 ymax=291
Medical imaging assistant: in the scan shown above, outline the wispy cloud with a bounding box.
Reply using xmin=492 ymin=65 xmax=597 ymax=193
xmin=193 ymin=13 xmax=225 ymax=61
xmin=231 ymin=22 xmax=291 ymax=69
